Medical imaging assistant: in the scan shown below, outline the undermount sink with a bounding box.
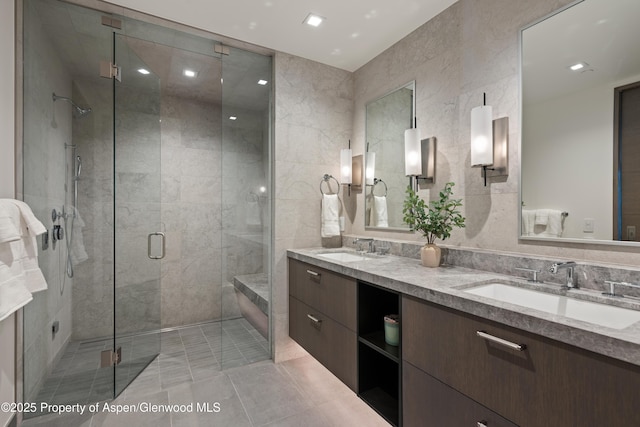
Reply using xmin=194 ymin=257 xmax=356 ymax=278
xmin=464 ymin=283 xmax=640 ymax=330
xmin=317 ymin=251 xmax=372 ymax=263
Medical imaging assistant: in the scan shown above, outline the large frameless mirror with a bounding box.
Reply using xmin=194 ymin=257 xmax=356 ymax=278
xmin=364 ymin=81 xmax=415 ymax=230
xmin=520 ymin=0 xmax=640 ymax=245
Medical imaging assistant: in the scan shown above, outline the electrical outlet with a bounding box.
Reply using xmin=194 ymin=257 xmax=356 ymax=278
xmin=583 ymin=218 xmax=595 ymax=233
xmin=52 ymin=320 xmax=60 ymax=339
xmin=628 ymin=225 xmax=636 ymax=241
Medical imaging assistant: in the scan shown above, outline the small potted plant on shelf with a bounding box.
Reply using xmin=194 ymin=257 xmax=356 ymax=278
xmin=402 ymin=182 xmax=465 ymax=267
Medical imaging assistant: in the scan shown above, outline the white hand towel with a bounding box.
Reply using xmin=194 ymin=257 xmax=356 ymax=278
xmin=0 ymin=275 xmax=33 ymax=322
xmin=321 ymin=194 xmax=340 ymax=238
xmin=371 ymin=196 xmax=389 ymax=227
xmin=245 ymin=200 xmax=262 ymax=226
xmin=535 ymin=209 xmax=550 ymax=226
xmin=0 ymin=199 xmax=47 ymax=236
xmin=0 ymin=242 xmax=33 ymax=321
xmin=0 ymin=201 xmax=22 ymax=243
xmin=522 ymin=209 xmax=536 ymax=236
xmin=70 ymin=207 xmax=89 ymax=265
xmin=541 ymin=210 xmax=563 ymax=237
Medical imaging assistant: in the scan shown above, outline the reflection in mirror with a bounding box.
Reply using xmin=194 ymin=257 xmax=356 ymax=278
xmin=520 ymin=0 xmax=640 ymax=244
xmin=365 ymin=81 xmax=414 ymax=230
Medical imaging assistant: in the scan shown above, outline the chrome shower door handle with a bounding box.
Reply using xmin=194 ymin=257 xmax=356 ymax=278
xmin=148 ymin=232 xmax=165 ymax=260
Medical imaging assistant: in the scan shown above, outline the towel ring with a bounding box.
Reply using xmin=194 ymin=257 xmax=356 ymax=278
xmin=320 ymin=174 xmax=340 ymax=195
xmin=372 ymin=178 xmax=388 ymax=197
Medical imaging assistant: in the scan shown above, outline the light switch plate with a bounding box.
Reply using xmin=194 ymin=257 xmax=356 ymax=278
xmin=627 ymin=225 xmax=636 ymax=241
xmin=583 ymin=218 xmax=595 ymax=233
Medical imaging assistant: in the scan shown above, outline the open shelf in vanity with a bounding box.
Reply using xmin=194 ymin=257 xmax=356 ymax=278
xmin=357 ymin=281 xmax=401 ymax=426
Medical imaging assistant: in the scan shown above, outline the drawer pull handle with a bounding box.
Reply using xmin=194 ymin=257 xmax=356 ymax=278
xmin=306 ymin=269 xmax=320 ymax=277
xmin=307 ymin=314 xmax=322 ymax=324
xmin=476 ymin=331 xmax=526 ymax=351
xmin=477 ymin=422 xmax=488 ymax=427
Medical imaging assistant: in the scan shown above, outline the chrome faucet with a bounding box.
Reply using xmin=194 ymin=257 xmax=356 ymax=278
xmin=353 ymin=238 xmax=374 ymax=253
xmin=549 ymin=261 xmax=577 ymax=289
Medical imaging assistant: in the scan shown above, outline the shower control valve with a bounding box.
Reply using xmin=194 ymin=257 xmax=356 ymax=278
xmin=53 ymin=224 xmax=64 ymax=241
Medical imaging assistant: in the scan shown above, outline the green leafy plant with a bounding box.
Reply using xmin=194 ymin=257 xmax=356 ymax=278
xmin=402 ymin=182 xmax=465 ymax=244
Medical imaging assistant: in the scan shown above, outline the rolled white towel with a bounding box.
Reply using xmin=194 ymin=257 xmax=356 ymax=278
xmin=321 ymin=194 xmax=341 ymax=238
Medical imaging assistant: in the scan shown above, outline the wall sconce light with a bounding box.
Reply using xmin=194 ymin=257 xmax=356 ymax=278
xmin=365 ymin=151 xmax=376 ymax=186
xmin=352 ymin=154 xmax=363 ymax=191
xmin=470 ymin=93 xmax=509 ymax=186
xmin=340 ymin=147 xmax=352 ymax=185
xmin=418 ymin=137 xmax=436 ymax=183
xmin=404 ymin=119 xmax=422 ymax=177
xmin=340 ymin=140 xmax=363 ymax=195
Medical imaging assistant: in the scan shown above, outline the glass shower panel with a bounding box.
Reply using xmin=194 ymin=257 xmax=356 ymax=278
xmin=22 ymin=0 xmax=116 ymax=415
xmin=113 ymin=33 xmax=162 ymax=396
xmin=220 ymin=47 xmax=272 ymax=369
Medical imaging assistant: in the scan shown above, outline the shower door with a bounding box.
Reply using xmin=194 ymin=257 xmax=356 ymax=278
xmin=112 ymin=32 xmax=162 ymax=396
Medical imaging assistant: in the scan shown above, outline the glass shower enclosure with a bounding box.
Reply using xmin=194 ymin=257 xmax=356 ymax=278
xmin=22 ymin=0 xmax=271 ymax=416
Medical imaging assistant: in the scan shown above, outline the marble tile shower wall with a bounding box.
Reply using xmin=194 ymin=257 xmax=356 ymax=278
xmin=72 ymin=83 xmax=265 ymax=337
xmin=273 ymin=52 xmax=354 ymax=361
xmin=22 ymin=0 xmax=74 ymax=402
xmin=348 ymin=0 xmax=640 ymax=268
xmin=72 ymin=78 xmax=114 ymax=341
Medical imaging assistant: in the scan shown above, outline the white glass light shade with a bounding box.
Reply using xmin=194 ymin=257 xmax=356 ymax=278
xmin=365 ymin=152 xmax=376 ymax=186
xmin=404 ymin=128 xmax=422 ymax=176
xmin=340 ymin=148 xmax=352 ymax=184
xmin=470 ymin=105 xmax=493 ymax=167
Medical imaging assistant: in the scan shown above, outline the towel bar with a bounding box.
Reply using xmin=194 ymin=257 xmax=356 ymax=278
xmin=320 ymin=174 xmax=340 ymax=195
xmin=372 ymin=178 xmax=388 ymax=197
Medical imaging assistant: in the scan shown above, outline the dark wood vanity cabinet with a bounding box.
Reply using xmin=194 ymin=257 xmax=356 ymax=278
xmin=402 ymin=295 xmax=640 ymax=427
xmin=403 ymin=361 xmax=517 ymax=427
xmin=288 ymin=257 xmax=640 ymax=427
xmin=288 ymin=259 xmax=357 ymax=390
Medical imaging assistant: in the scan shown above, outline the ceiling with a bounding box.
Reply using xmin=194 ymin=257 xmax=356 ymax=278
xmin=523 ymin=0 xmax=640 ymax=105
xmin=107 ymin=0 xmax=458 ymax=72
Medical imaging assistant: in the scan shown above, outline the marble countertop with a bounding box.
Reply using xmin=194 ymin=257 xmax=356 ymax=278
xmin=287 ymin=248 xmax=640 ymax=367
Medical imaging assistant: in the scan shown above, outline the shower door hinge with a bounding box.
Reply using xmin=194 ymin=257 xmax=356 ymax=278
xmin=101 ymin=16 xmax=122 ymax=29
xmin=100 ymin=346 xmax=122 ymax=367
xmin=100 ymin=61 xmax=122 ymax=82
xmin=214 ymin=44 xmax=230 ymax=55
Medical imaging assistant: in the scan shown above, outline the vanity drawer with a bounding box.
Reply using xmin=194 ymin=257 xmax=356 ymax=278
xmin=403 ymin=361 xmax=518 ymax=427
xmin=402 ymin=295 xmax=572 ymax=427
xmin=289 ymin=296 xmax=357 ymax=390
xmin=289 ymin=259 xmax=356 ymax=330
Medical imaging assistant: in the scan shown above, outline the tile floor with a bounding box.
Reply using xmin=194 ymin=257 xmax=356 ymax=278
xmin=22 ymin=318 xmax=388 ymax=426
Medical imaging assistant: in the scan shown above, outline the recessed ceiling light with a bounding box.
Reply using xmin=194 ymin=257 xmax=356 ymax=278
xmin=229 ymin=116 xmax=237 ymax=120
xmin=183 ymin=69 xmax=198 ymax=78
xmin=137 ymin=68 xmax=150 ymax=75
xmin=258 ymin=79 xmax=268 ymax=85
xmin=569 ymin=62 xmax=588 ymax=71
xmin=304 ymin=13 xmax=324 ymax=27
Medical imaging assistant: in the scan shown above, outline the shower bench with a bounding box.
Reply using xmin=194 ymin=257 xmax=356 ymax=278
xmin=233 ymin=273 xmax=269 ymax=338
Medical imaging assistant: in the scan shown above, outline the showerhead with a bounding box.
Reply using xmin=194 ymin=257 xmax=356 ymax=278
xmin=73 ymin=105 xmax=92 ymax=118
xmin=52 ymin=92 xmax=92 ymax=119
